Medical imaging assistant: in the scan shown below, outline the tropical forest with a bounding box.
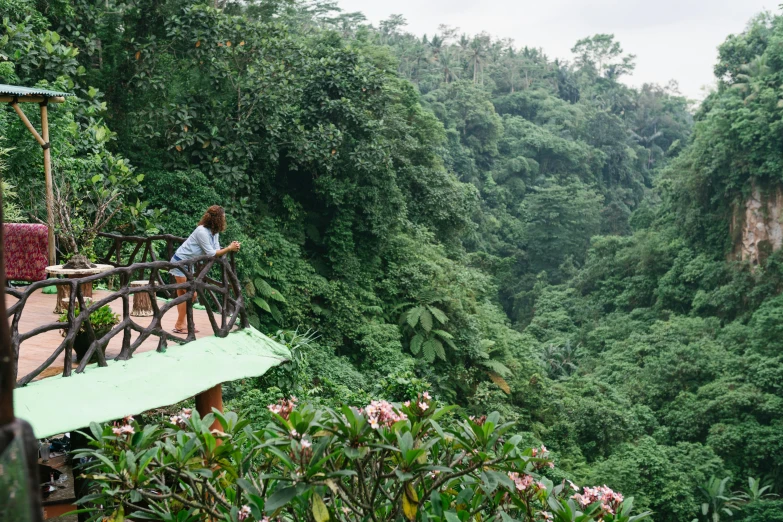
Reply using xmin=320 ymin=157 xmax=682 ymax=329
xmin=2 ymin=1 xmax=783 ymax=521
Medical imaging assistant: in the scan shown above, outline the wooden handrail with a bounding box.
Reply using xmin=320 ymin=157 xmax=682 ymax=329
xmin=6 ymin=235 xmax=249 ymax=386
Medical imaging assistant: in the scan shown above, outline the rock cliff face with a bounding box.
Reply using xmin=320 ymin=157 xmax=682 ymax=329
xmin=731 ymin=181 xmax=783 ymax=266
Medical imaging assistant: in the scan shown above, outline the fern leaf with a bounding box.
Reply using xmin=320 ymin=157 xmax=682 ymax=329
xmin=427 ymin=305 xmax=448 ymax=324
xmin=420 ymin=309 xmax=433 ymax=332
xmin=481 ymin=359 xmax=512 ymax=377
xmin=410 ymin=334 xmax=424 ymax=355
xmin=269 ymin=303 xmax=283 ymax=324
xmin=487 ymin=371 xmax=511 ymax=394
xmin=253 ymin=297 xmax=271 ymax=313
xmin=268 ymin=286 xmax=287 ymax=303
xmin=422 ymin=340 xmax=436 ymax=363
xmin=407 ymin=306 xmax=424 ymax=328
xmin=479 ymin=339 xmax=496 ymax=350
xmin=434 ymin=330 xmax=457 ymax=349
xmin=254 ymin=278 xmax=275 ymax=297
xmin=432 ymin=339 xmax=446 ymax=361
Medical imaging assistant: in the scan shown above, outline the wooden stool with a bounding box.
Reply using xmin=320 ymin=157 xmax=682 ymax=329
xmin=130 ymin=280 xmax=154 ymax=317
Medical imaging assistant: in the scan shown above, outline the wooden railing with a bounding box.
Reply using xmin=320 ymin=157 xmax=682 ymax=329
xmin=6 ymin=234 xmax=248 ymax=386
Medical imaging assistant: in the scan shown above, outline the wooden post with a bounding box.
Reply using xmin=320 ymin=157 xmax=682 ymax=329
xmin=40 ymin=101 xmax=56 ymax=266
xmin=195 ymin=384 xmax=224 ymax=432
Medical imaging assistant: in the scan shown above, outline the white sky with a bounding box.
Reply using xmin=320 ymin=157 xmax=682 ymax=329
xmin=335 ymin=0 xmax=778 ymax=100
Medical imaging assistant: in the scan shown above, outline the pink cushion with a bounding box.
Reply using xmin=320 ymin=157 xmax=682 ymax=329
xmin=4 ymin=223 xmax=49 ymax=282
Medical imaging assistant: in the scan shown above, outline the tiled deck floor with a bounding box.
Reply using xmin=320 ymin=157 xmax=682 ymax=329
xmin=8 ymin=288 xmax=216 ymax=380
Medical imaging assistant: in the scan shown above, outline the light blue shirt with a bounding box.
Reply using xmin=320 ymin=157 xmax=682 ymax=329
xmin=175 ymin=225 xmax=221 ymax=259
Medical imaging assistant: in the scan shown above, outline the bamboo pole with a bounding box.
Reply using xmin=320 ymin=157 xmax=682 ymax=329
xmin=40 ymin=102 xmax=56 ymax=266
xmin=10 ymin=101 xmax=56 ymax=264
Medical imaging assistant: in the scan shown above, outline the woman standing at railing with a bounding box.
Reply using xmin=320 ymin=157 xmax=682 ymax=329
xmin=170 ymin=205 xmax=240 ymax=334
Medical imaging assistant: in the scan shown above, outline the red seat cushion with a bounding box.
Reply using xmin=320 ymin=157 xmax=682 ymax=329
xmin=4 ymin=223 xmax=49 ymax=282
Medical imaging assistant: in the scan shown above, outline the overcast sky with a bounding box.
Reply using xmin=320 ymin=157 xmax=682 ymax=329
xmin=335 ymin=0 xmax=777 ymax=100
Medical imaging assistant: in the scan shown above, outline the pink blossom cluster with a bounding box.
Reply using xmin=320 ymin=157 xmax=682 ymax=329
xmin=531 ymin=444 xmax=549 ymax=458
xmin=403 ymin=391 xmax=433 ymax=416
xmin=530 ymin=444 xmax=555 ymax=469
xmin=508 ymin=472 xmax=533 ymax=491
xmin=508 ymin=472 xmax=548 ymax=494
xmin=571 ymin=485 xmax=624 ymax=515
xmin=267 ymin=397 xmax=297 ymax=420
xmin=112 ymin=424 xmax=134 ymax=436
xmin=362 ymin=400 xmax=407 ymax=429
xmin=170 ymin=408 xmax=193 ymax=427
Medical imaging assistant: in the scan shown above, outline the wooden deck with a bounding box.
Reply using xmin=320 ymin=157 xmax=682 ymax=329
xmin=7 ymin=288 xmax=217 ymax=381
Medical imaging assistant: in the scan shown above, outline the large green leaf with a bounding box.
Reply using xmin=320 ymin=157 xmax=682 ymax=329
xmin=422 ymin=339 xmax=436 ymax=363
xmin=427 ymin=305 xmax=448 ymax=324
xmin=253 ymin=297 xmax=271 ymax=313
xmin=420 ymin=309 xmax=433 ymax=332
xmin=407 ymin=306 xmax=423 ymax=328
xmin=432 ymin=339 xmax=446 ymax=361
xmin=265 ymin=486 xmax=298 ymax=512
xmin=410 ymin=334 xmax=424 ymax=355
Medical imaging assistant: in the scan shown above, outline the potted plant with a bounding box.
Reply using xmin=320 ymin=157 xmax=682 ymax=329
xmin=58 ymin=301 xmax=120 ymax=363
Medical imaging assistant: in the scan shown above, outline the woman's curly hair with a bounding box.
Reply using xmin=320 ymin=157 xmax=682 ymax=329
xmin=198 ymin=205 xmax=227 ymax=235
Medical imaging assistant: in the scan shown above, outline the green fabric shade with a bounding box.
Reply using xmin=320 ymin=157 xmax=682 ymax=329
xmin=14 ymin=327 xmax=290 ymax=438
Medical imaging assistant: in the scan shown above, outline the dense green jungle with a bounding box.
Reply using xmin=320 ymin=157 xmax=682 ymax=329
xmin=3 ymin=1 xmax=783 ymax=520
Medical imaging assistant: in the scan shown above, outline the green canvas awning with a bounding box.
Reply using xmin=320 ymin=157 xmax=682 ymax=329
xmin=13 ymin=327 xmax=291 ymax=438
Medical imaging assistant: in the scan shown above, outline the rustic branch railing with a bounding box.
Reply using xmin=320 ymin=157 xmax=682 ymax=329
xmin=6 ymin=234 xmax=248 ymax=386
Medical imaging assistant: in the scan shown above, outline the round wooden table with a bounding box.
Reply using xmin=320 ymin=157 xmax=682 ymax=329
xmin=45 ymin=264 xmax=114 ymax=314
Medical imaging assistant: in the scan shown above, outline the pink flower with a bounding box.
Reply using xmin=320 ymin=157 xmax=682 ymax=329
xmin=418 ymin=402 xmax=429 ymax=411
xmin=238 ymin=505 xmax=251 ymax=521
xmin=403 ymin=401 xmax=411 ymax=407
xmin=363 ymin=400 xmax=407 ymax=429
xmin=542 ymin=512 xmax=553 ymax=521
xmin=290 ymin=429 xmax=299 ymax=437
xmin=301 ymin=439 xmax=312 ymax=449
xmin=422 ymin=391 xmax=431 ymax=400
xmin=123 ymin=415 xmax=134 ymax=424
xmin=112 ymin=424 xmax=134 ymax=436
xmin=267 ymin=397 xmax=297 ymax=420
xmin=571 ymin=485 xmax=624 ymax=515
xmin=508 ymin=472 xmax=534 ymax=491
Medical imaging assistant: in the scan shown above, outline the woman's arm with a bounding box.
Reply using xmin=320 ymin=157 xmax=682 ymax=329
xmin=215 ymin=241 xmax=241 ymax=257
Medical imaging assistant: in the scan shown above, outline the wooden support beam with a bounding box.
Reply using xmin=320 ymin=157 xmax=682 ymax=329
xmin=0 ymin=95 xmax=66 ymax=103
xmin=195 ymin=383 xmax=224 ymax=432
xmin=40 ymin=102 xmax=56 ymax=266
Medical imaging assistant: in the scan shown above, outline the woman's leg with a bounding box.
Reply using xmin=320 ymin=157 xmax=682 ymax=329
xmin=174 ymin=275 xmax=187 ymax=331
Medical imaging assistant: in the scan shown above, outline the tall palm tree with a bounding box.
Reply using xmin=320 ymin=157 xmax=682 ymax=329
xmin=439 ymin=49 xmax=460 ymax=84
xmin=468 ymin=35 xmax=488 ymax=84
xmin=732 ymin=54 xmax=773 ymax=104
